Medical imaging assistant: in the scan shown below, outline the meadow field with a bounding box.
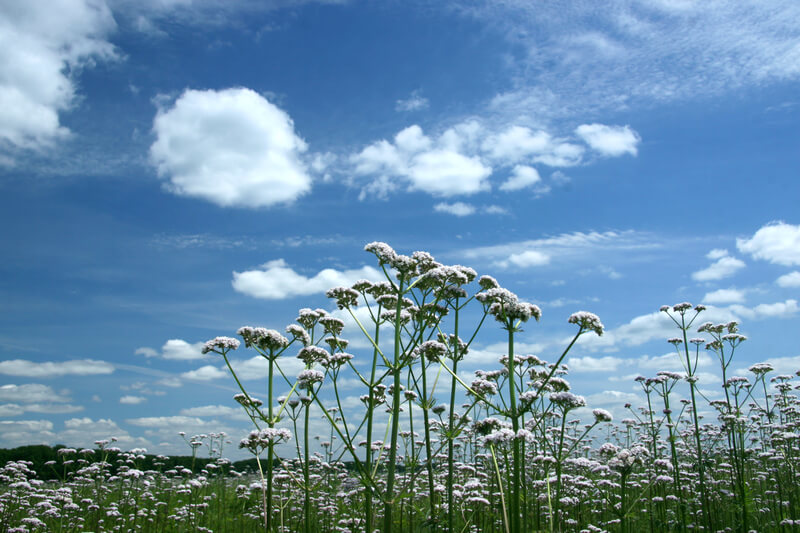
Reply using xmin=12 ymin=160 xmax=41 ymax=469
xmin=2 ymin=243 xmax=798 ymax=533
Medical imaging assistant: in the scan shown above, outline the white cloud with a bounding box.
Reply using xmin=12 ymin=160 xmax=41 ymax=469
xmin=150 ymin=88 xmax=311 ymax=208
xmin=0 ymin=359 xmax=114 ymax=377
xmin=135 ymin=339 xmax=206 ymax=360
xmin=408 ymin=150 xmax=492 ymax=196
xmin=126 ymin=415 xmax=207 ymax=428
xmin=395 ymin=90 xmax=429 ymax=112
xmin=500 ymin=165 xmax=541 ymax=191
xmin=232 ymin=259 xmax=382 ymax=299
xmin=482 ymin=126 xmax=584 ymax=167
xmin=707 ymin=248 xmax=729 ymax=260
xmin=0 ymin=384 xmax=72 ymax=404
xmin=161 ymin=339 xmax=206 ymax=360
xmin=495 ymin=250 xmax=551 ymax=269
xmin=467 ymin=2 xmax=800 ymax=122
xmin=567 ymin=355 xmax=624 ymax=372
xmin=737 ymin=222 xmax=800 ymax=266
xmin=351 ymin=123 xmax=491 ymax=198
xmin=575 ymin=124 xmax=640 ymax=156
xmin=180 ymin=405 xmax=240 ymax=417
xmin=691 ymin=250 xmax=745 ymax=281
xmin=134 ymin=347 xmax=158 ymax=358
xmin=119 ymin=395 xmax=147 ymax=405
xmin=729 ymin=299 xmax=799 ymax=320
xmin=434 ymin=202 xmax=476 ymax=216
xmin=462 ymin=230 xmax=656 ymax=270
xmin=703 ymin=288 xmax=746 ymax=304
xmin=180 ymin=365 xmax=228 ymax=381
xmin=0 ymin=0 xmax=117 ymax=153
xmin=777 ymin=271 xmax=800 ymax=288
xmin=735 ymin=355 xmax=800 ymax=376
xmin=0 ymin=417 xmax=147 ymax=450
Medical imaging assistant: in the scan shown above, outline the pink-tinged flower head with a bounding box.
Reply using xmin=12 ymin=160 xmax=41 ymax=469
xmin=326 ymin=287 xmax=360 ymax=309
xmin=568 ymin=311 xmax=604 ymax=336
xmin=364 ymin=241 xmax=398 ymax=265
xmin=201 ymin=336 xmax=240 ymax=354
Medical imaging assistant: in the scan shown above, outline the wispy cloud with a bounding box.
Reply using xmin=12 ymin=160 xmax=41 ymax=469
xmin=451 ymin=1 xmax=800 ymax=122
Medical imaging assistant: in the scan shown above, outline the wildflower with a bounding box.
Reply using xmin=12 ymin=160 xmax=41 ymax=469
xmin=549 ymin=392 xmax=586 ymax=410
xmin=297 ymin=346 xmax=330 ymax=366
xmin=322 ymin=352 xmax=353 ymax=368
xmin=297 ymin=369 xmax=324 ymax=389
xmin=239 ymin=428 xmax=292 ymax=453
xmin=749 ymin=362 xmax=774 ymax=375
xmin=672 ymin=302 xmax=692 ymax=312
xmin=326 ymin=286 xmax=360 ymax=309
xmin=470 ymin=378 xmax=498 ymax=396
xmin=201 ymin=336 xmax=240 ymax=354
xmin=667 ymin=337 xmax=683 ymax=345
xmin=593 ymin=408 xmax=613 ymax=423
xmin=318 ymin=316 xmax=345 ymax=336
xmin=236 ymin=327 xmax=289 ymax=351
xmin=479 ymin=275 xmax=500 ymax=290
xmin=296 ymin=308 xmax=323 ymax=329
xmin=413 ymin=340 xmax=448 ymax=362
xmin=568 ymin=311 xmax=604 ymax=336
xmin=483 ymin=428 xmax=515 ymax=445
xmin=285 ymin=324 xmax=311 ymax=346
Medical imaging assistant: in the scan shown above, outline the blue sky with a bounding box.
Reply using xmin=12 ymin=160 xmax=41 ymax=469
xmin=1 ymin=0 xmax=799 ymax=457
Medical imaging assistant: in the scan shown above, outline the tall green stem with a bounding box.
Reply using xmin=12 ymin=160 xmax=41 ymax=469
xmin=383 ymin=279 xmax=405 ymax=532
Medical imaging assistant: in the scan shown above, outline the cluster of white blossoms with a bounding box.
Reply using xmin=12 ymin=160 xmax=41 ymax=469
xmin=549 ymin=392 xmax=586 ymax=410
xmin=296 ymin=369 xmax=324 ymax=389
xmin=476 ymin=287 xmax=542 ymax=324
xmin=567 ymin=311 xmax=604 ymax=336
xmin=236 ymin=326 xmax=290 ymax=351
xmin=201 ymin=336 xmax=240 ymax=354
xmin=239 ymin=428 xmax=292 ymax=453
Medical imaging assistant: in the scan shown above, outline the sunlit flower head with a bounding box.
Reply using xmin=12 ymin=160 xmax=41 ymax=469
xmin=201 ymin=336 xmax=240 ymax=354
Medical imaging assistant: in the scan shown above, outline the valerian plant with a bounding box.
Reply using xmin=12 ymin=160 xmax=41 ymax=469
xmin=204 ymin=242 xmax=607 ymax=533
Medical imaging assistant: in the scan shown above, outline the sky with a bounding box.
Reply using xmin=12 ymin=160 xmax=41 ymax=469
xmin=1 ymin=0 xmax=799 ymax=458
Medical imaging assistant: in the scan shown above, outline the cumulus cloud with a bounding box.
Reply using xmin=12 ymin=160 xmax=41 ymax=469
xmin=729 ymin=299 xmax=799 ymax=320
xmin=119 ymin=395 xmax=147 ymax=405
xmin=777 ymin=271 xmax=800 ymax=288
xmin=575 ymin=124 xmax=640 ymax=156
xmin=434 ymin=202 xmax=476 ymax=216
xmin=691 ymin=250 xmax=745 ymax=281
xmin=737 ymin=222 xmax=800 ymax=266
xmin=126 ymin=415 xmax=207 ymax=428
xmin=500 ymin=165 xmax=541 ymax=191
xmin=180 ymin=365 xmax=227 ymax=381
xmin=0 ymin=359 xmax=114 ymax=377
xmin=150 ymin=88 xmax=311 ymax=208
xmin=703 ymin=288 xmax=746 ymax=304
xmin=0 ymin=384 xmax=72 ymax=404
xmin=351 ymin=123 xmax=491 ymax=199
xmin=482 ymin=126 xmax=584 ymax=167
xmin=232 ymin=259 xmax=381 ymax=299
xmin=495 ymin=250 xmax=551 ymax=269
xmin=0 ymin=0 xmax=117 ymax=154
xmin=135 ymin=339 xmax=206 ymax=361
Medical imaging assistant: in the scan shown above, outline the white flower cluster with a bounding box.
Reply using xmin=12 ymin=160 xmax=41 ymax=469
xmin=236 ymin=326 xmax=289 ymax=351
xmin=201 ymin=336 xmax=240 ymax=354
xmin=239 ymin=428 xmax=292 ymax=453
xmin=549 ymin=392 xmax=586 ymax=410
xmin=567 ymin=311 xmax=604 ymax=336
xmin=476 ymin=287 xmax=541 ymax=324
xmin=297 ymin=369 xmax=324 ymax=389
